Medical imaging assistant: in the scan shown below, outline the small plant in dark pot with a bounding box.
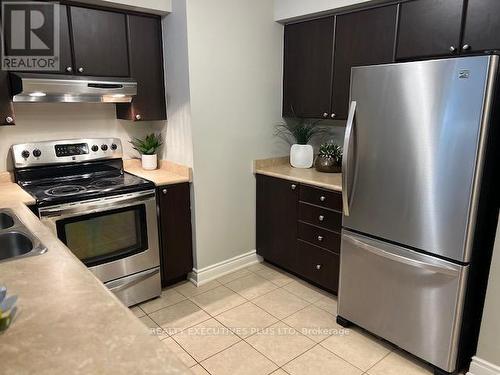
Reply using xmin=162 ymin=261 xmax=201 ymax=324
xmin=315 ymin=142 xmax=342 ymax=173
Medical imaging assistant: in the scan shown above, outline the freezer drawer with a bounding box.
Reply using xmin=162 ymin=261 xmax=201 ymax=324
xmin=338 ymin=230 xmax=468 ymax=372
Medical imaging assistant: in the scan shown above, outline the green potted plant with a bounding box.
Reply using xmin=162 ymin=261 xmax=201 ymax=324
xmin=315 ymin=141 xmax=342 ymax=173
xmin=130 ymin=133 xmax=163 ymax=170
xmin=275 ymin=118 xmax=325 ymax=168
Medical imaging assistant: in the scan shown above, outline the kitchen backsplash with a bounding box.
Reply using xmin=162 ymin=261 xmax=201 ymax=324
xmin=0 ymin=103 xmax=167 ymax=172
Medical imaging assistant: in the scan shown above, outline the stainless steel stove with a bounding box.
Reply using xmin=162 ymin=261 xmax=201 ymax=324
xmin=12 ymin=138 xmax=161 ymax=307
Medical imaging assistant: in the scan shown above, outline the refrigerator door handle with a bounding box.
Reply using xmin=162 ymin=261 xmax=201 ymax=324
xmin=342 ymin=101 xmax=357 ymax=216
xmin=343 ymin=233 xmax=460 ymax=277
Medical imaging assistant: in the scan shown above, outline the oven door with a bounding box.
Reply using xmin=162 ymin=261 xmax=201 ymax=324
xmin=39 ymin=190 xmax=160 ymax=283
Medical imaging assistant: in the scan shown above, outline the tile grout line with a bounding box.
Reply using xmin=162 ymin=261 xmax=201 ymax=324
xmin=317 ymin=335 xmax=390 ymax=373
xmin=241 ymin=319 xmax=315 ymax=369
xmin=364 ymin=348 xmax=393 ymax=373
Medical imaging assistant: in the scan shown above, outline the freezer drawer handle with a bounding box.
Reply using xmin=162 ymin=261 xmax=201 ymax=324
xmin=107 ymin=268 xmax=159 ymax=293
xmin=343 ymin=234 xmax=459 ymax=277
xmin=342 ymin=101 xmax=357 ymax=216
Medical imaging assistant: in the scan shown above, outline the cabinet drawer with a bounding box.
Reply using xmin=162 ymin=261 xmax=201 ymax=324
xmin=299 ymin=185 xmax=342 ymax=211
xmin=299 ymin=202 xmax=342 ymax=231
xmin=298 ymin=222 xmax=340 ymax=253
xmin=297 ymin=240 xmax=339 ymax=292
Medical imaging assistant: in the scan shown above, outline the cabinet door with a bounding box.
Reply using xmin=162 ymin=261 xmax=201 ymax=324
xmin=116 ymin=15 xmax=166 ymax=121
xmin=462 ymin=0 xmax=500 ymax=53
xmin=396 ymin=0 xmax=464 ymax=60
xmin=0 ymin=71 xmax=15 ymax=125
xmin=157 ymin=183 xmax=194 ymax=286
xmin=332 ymin=5 xmax=397 ymax=120
xmin=256 ymin=175 xmax=298 ymax=271
xmin=4 ymin=3 xmax=73 ymax=74
xmin=69 ymin=6 xmax=129 ymax=77
xmin=283 ymin=17 xmax=334 ymax=118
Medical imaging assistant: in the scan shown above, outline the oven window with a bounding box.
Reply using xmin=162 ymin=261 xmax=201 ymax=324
xmin=56 ymin=205 xmax=148 ymax=267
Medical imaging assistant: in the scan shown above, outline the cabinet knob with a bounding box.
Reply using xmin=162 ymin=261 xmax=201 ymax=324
xmin=66 ymin=66 xmax=73 ymax=73
xmin=322 ymin=112 xmax=328 ymax=118
xmin=462 ymin=44 xmax=471 ymax=51
xmin=77 ymin=67 xmax=84 ymax=73
xmin=449 ymin=46 xmax=456 ymax=52
xmin=319 ymin=196 xmax=326 ymax=202
xmin=162 ymin=188 xmax=167 ymax=195
xmin=135 ymin=114 xmax=142 ymax=120
xmin=330 ymin=113 xmax=336 ymax=119
xmin=291 ymin=184 xmax=297 ymax=190
xmin=5 ymin=116 xmax=14 ymax=124
xmin=316 ymin=264 xmax=322 ymax=270
xmin=317 ymin=235 xmax=324 ymax=242
xmin=318 ymin=215 xmax=325 ymax=222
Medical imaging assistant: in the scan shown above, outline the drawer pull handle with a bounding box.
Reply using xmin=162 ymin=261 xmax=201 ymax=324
xmin=291 ymin=184 xmax=297 ymax=190
xmin=320 ymin=196 xmax=326 ymax=202
xmin=317 ymin=235 xmax=324 ymax=242
xmin=318 ymin=215 xmax=325 ymax=222
xmin=316 ymin=264 xmax=322 ymax=270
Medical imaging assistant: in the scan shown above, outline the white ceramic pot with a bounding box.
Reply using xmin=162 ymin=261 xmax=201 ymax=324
xmin=141 ymin=154 xmax=158 ymax=170
xmin=290 ymin=144 xmax=314 ymax=168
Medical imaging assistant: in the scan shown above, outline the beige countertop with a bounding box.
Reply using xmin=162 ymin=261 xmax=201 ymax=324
xmin=124 ymin=159 xmax=192 ymax=186
xmin=0 ymin=174 xmax=191 ymax=374
xmin=254 ymin=157 xmax=342 ymax=192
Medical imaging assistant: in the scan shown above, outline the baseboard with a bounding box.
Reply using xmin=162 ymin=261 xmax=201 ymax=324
xmin=188 ymin=250 xmax=263 ymax=286
xmin=468 ymin=357 xmax=500 ymax=375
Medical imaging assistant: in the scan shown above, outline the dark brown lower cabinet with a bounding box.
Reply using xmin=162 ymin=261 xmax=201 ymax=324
xmin=157 ymin=183 xmax=193 ymax=287
xmin=297 ymin=240 xmax=339 ymax=292
xmin=256 ymin=174 xmax=298 ymax=271
xmin=256 ymin=174 xmax=342 ymax=293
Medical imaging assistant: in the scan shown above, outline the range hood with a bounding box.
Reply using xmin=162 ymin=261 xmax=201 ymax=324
xmin=9 ymin=73 xmax=137 ymax=103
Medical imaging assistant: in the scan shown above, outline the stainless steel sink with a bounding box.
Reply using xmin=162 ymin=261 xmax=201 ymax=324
xmin=0 ymin=213 xmax=14 ymax=230
xmin=0 ymin=209 xmax=47 ymax=263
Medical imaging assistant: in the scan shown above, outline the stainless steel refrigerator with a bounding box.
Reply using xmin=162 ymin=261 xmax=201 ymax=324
xmin=338 ymin=56 xmax=500 ymax=374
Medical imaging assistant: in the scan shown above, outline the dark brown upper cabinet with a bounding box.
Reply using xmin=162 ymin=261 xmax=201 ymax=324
xmin=283 ymin=17 xmax=334 ymax=118
xmin=332 ymin=5 xmax=397 ymax=119
xmin=462 ymin=0 xmax=500 ymax=54
xmin=0 ymin=71 xmax=15 ymax=125
xmin=256 ymin=175 xmax=298 ymax=271
xmin=69 ymin=6 xmax=129 ymax=77
xmin=4 ymin=3 xmax=73 ymax=74
xmin=396 ymin=0 xmax=465 ymax=60
xmin=116 ymin=15 xmax=166 ymax=121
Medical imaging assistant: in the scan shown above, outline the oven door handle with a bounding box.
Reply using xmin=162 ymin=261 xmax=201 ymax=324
xmin=107 ymin=268 xmax=160 ymax=294
xmin=39 ymin=190 xmax=155 ymax=219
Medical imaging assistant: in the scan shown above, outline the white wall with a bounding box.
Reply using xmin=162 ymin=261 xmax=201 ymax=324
xmin=0 ymin=103 xmax=166 ymax=171
xmin=162 ymin=0 xmax=194 ymax=168
xmin=185 ymin=0 xmax=287 ymax=269
xmin=274 ymin=0 xmax=373 ymax=22
xmin=474 ymin=216 xmax=500 ymax=368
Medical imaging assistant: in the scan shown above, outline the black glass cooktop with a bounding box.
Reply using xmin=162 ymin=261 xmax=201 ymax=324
xmin=20 ymin=172 xmax=154 ymax=206
xmin=16 ymin=159 xmax=155 ymax=206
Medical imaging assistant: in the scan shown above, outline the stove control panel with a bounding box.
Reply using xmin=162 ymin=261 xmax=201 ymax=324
xmin=55 ymin=143 xmax=89 ymax=157
xmin=11 ymin=138 xmax=123 ymax=168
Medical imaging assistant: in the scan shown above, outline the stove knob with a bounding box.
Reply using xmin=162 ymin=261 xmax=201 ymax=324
xmin=91 ymin=145 xmax=99 ymax=152
xmin=33 ymin=149 xmax=42 ymax=158
xmin=101 ymin=144 xmax=108 ymax=151
xmin=111 ymin=143 xmax=118 ymax=151
xmin=21 ymin=150 xmax=30 ymax=159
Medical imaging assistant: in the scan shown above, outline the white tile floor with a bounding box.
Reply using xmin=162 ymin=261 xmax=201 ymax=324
xmin=131 ymin=262 xmax=434 ymax=375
